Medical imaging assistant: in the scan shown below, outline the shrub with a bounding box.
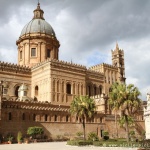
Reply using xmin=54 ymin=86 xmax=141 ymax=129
xmin=67 ymin=140 xmax=93 ymax=146
xmin=76 ymin=132 xmax=83 ymax=137
xmin=17 ymin=131 xmax=23 ymax=142
xmin=88 ymin=132 xmax=99 ymax=141
xmin=27 ymin=126 xmax=43 ymax=139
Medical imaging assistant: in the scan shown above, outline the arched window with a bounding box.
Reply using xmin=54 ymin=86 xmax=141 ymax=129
xmin=81 ymin=85 xmax=83 ymax=95
xmin=15 ymin=86 xmax=20 ymax=97
xmin=8 ymin=112 xmax=12 ymax=120
xmin=66 ymin=115 xmax=69 ymax=122
xmin=57 ymin=81 xmax=59 ymax=92
xmin=88 ymin=85 xmax=91 ymax=97
xmin=78 ymin=84 xmax=80 ymax=95
xmin=35 ymin=86 xmax=38 ymax=96
xmin=20 ymin=51 xmax=22 ymax=60
xmin=94 ymin=86 xmax=96 ymax=96
xmin=99 ymin=85 xmax=102 ymax=95
xmin=66 ymin=83 xmax=71 ymax=94
xmin=54 ymin=115 xmax=57 ymax=122
xmin=45 ymin=114 xmax=48 ymax=121
xmin=47 ymin=49 xmax=51 ymax=58
xmin=22 ymin=113 xmax=25 ymax=120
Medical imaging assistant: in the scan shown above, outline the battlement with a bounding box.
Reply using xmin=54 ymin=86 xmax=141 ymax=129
xmin=0 ymin=61 xmax=31 ymax=73
xmin=31 ymin=58 xmax=87 ymax=70
xmin=2 ymin=99 xmax=69 ymax=112
xmin=90 ymin=63 xmax=117 ymax=70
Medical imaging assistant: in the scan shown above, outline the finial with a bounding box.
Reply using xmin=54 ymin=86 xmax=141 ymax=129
xmin=37 ymin=0 xmax=40 ymax=9
xmin=116 ymin=41 xmax=119 ymax=49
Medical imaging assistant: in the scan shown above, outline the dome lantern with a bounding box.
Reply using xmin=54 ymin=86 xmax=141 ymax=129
xmin=33 ymin=2 xmax=44 ymax=20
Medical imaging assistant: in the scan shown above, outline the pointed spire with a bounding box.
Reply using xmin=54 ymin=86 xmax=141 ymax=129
xmin=116 ymin=42 xmax=119 ymax=50
xmin=37 ymin=1 xmax=40 ymax=9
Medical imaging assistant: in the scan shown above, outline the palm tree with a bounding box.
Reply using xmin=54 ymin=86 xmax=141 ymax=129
xmin=70 ymin=95 xmax=96 ymax=140
xmin=109 ymin=82 xmax=141 ymax=142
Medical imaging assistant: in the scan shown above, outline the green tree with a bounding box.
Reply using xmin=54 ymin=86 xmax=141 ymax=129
xmin=109 ymin=82 xmax=141 ymax=142
xmin=27 ymin=126 xmax=43 ymax=139
xmin=70 ymin=95 xmax=96 ymax=140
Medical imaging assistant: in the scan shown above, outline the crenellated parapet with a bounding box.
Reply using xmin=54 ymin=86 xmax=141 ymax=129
xmin=90 ymin=63 xmax=117 ymax=70
xmin=32 ymin=58 xmax=86 ymax=71
xmin=0 ymin=61 xmax=31 ymax=74
xmin=2 ymin=99 xmax=69 ymax=112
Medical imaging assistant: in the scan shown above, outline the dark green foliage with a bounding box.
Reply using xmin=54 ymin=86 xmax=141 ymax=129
xmin=88 ymin=132 xmax=99 ymax=141
xmin=67 ymin=140 xmax=93 ymax=146
xmin=27 ymin=126 xmax=43 ymax=138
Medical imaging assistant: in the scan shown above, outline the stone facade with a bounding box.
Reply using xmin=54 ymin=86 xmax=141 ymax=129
xmin=0 ymin=3 xmax=145 ymax=140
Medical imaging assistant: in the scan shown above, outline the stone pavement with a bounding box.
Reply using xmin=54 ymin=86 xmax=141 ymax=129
xmin=0 ymin=142 xmax=138 ymax=150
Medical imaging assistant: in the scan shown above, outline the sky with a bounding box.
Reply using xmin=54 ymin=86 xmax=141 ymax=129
xmin=0 ymin=0 xmax=150 ymax=100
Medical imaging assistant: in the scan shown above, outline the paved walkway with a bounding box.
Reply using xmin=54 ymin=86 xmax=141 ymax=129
xmin=0 ymin=142 xmax=138 ymax=150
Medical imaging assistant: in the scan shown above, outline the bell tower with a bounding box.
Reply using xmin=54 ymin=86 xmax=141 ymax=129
xmin=112 ymin=43 xmax=126 ymax=83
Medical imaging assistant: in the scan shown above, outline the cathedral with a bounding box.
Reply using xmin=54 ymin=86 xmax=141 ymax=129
xmin=0 ymin=3 xmax=144 ymax=140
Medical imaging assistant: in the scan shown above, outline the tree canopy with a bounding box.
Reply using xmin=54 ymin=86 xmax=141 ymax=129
xmin=70 ymin=95 xmax=96 ymax=140
xmin=109 ymin=82 xmax=142 ymax=142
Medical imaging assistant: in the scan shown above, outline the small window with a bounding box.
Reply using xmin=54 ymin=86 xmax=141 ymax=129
xmin=54 ymin=115 xmax=57 ymax=122
xmin=22 ymin=113 xmax=25 ymax=120
xmin=47 ymin=49 xmax=51 ymax=58
xmin=20 ymin=51 xmax=22 ymax=60
xmin=8 ymin=112 xmax=12 ymax=120
xmin=3 ymin=89 xmax=8 ymax=95
xmin=66 ymin=83 xmax=71 ymax=94
xmin=31 ymin=48 xmax=36 ymax=57
xmin=35 ymin=86 xmax=38 ymax=96
xmin=45 ymin=114 xmax=48 ymax=121
xmin=66 ymin=116 xmax=69 ymax=122
xmin=94 ymin=86 xmax=96 ymax=95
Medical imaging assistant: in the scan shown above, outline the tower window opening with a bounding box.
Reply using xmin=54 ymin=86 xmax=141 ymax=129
xmin=66 ymin=83 xmax=71 ymax=94
xmin=31 ymin=48 xmax=36 ymax=57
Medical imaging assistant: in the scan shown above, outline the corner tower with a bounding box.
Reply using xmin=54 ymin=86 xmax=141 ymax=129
xmin=111 ymin=43 xmax=126 ymax=83
xmin=16 ymin=3 xmax=60 ymax=67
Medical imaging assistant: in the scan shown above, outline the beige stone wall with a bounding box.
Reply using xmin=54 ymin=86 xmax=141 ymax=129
xmin=31 ymin=61 xmax=51 ymax=102
xmin=17 ymin=34 xmax=59 ymax=68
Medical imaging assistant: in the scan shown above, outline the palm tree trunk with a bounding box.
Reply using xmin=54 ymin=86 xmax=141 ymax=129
xmin=115 ymin=111 xmax=118 ymax=138
xmin=125 ymin=115 xmax=129 ymax=142
xmin=82 ymin=117 xmax=86 ymax=141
